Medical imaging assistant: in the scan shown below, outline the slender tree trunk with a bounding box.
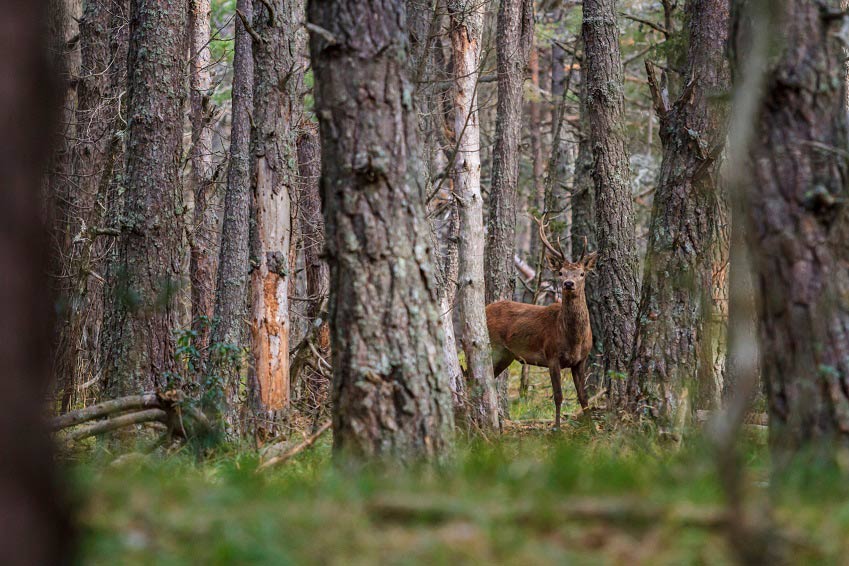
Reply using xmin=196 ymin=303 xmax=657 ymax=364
xmin=734 ymin=0 xmax=849 ymax=460
xmin=189 ymin=0 xmax=217 ymax=359
xmin=449 ymin=0 xmax=501 ymax=431
xmin=1 ymin=1 xmax=74 ymax=561
xmin=631 ymin=0 xmax=730 ymax=424
xmin=209 ymin=0 xmax=254 ymax=425
xmin=309 ymin=0 xmax=454 ymax=462
xmin=581 ymin=0 xmax=640 ymax=406
xmin=486 ymin=0 xmax=533 ymax=304
xmin=102 ymin=0 xmax=187 ymax=397
xmin=247 ymin=0 xmax=304 ymax=422
xmin=294 ymin=124 xmax=330 ymax=411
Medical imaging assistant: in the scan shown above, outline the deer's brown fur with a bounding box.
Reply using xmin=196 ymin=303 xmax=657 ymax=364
xmin=486 ymin=217 xmax=597 ymax=430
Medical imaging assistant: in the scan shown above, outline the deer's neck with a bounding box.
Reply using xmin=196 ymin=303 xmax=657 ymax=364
xmin=559 ymin=293 xmax=591 ymax=350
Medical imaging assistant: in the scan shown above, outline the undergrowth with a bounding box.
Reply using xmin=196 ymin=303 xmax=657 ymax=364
xmin=70 ymin=366 xmax=849 ymax=565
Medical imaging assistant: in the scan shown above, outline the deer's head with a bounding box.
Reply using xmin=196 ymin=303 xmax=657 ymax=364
xmin=534 ymin=215 xmax=598 ymax=298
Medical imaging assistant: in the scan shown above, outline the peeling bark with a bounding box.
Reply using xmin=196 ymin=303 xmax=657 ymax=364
xmin=449 ymin=0 xmax=501 ymax=431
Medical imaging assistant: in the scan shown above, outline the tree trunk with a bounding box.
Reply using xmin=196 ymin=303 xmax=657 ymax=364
xmin=631 ymin=0 xmax=730 ymax=425
xmin=734 ymin=0 xmax=849 ymax=460
xmin=449 ymin=0 xmax=501 ymax=432
xmin=189 ymin=0 xmax=217 ymax=360
xmin=570 ymin=47 xmax=605 ymax=395
xmin=309 ymin=0 xmax=455 ymax=461
xmin=0 ymin=1 xmax=74 ymax=560
xmin=247 ymin=0 xmax=304 ymax=421
xmin=581 ymin=0 xmax=640 ymax=406
xmin=209 ymin=0 xmax=254 ymax=425
xmin=102 ymin=0 xmax=187 ymax=397
xmin=55 ymin=0 xmax=128 ymax=409
xmin=486 ymin=0 xmax=533 ymax=304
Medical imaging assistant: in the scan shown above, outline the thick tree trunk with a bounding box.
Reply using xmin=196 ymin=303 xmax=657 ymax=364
xmin=571 ymin=51 xmax=604 ymax=394
xmin=102 ymin=0 xmax=187 ymax=397
xmin=449 ymin=0 xmax=501 ymax=431
xmin=55 ymin=0 xmax=128 ymax=409
xmin=631 ymin=0 xmax=730 ymax=424
xmin=734 ymin=0 xmax=849 ymax=460
xmin=209 ymin=0 xmax=254 ymax=425
xmin=189 ymin=0 xmax=217 ymax=359
xmin=0 ymin=1 xmax=74 ymax=560
xmin=581 ymin=0 xmax=640 ymax=406
xmin=248 ymin=0 xmax=304 ymax=420
xmin=309 ymin=0 xmax=454 ymax=461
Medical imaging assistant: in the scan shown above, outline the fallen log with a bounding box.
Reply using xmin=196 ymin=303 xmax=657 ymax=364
xmin=256 ymin=421 xmax=332 ymax=472
xmin=51 ymin=394 xmax=160 ymax=430
xmin=63 ymin=409 xmax=168 ymax=442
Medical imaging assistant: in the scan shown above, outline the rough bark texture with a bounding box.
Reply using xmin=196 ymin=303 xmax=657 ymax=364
xmin=631 ymin=0 xmax=730 ymax=424
xmin=735 ymin=0 xmax=849 ymax=459
xmin=102 ymin=0 xmax=187 ymax=396
xmin=0 ymin=1 xmax=75 ymax=561
xmin=248 ymin=0 xmax=303 ymax=417
xmin=571 ymin=53 xmax=604 ymax=393
xmin=449 ymin=0 xmax=501 ymax=431
xmin=309 ymin=0 xmax=454 ymax=461
xmin=189 ymin=0 xmax=217 ymax=358
xmin=209 ymin=0 xmax=254 ymax=423
xmin=582 ymin=0 xmax=640 ymax=406
xmin=485 ymin=0 xmax=533 ymax=304
xmin=56 ymin=0 xmax=128 ymax=408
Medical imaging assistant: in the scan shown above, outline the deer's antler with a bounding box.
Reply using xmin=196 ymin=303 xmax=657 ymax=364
xmin=533 ymin=214 xmax=565 ymax=263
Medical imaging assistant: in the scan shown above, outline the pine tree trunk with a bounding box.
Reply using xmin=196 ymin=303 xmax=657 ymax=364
xmin=55 ymin=0 xmax=128 ymax=409
xmin=0 ymin=2 xmax=75 ymax=562
xmin=571 ymin=57 xmax=604 ymax=393
xmin=189 ymin=0 xmax=217 ymax=359
xmin=309 ymin=0 xmax=455 ymax=461
xmin=247 ymin=0 xmax=304 ymax=421
xmin=734 ymin=0 xmax=849 ymax=459
xmin=102 ymin=0 xmax=187 ymax=397
xmin=581 ymin=0 xmax=640 ymax=406
xmin=449 ymin=0 xmax=501 ymax=431
xmin=631 ymin=0 xmax=730 ymax=424
xmin=209 ymin=0 xmax=254 ymax=425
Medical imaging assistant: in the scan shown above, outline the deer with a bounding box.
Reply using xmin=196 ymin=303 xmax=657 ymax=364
xmin=486 ymin=216 xmax=597 ymax=431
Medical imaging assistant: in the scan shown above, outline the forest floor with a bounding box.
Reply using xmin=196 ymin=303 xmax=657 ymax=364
xmin=70 ymin=366 xmax=849 ymax=565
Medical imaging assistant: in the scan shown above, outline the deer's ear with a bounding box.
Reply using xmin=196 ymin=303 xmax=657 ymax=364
xmin=546 ymin=254 xmax=561 ymax=272
xmin=583 ymin=251 xmax=599 ymax=270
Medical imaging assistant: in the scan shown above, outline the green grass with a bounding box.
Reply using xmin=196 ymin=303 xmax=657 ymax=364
xmin=69 ymin=369 xmax=849 ymax=564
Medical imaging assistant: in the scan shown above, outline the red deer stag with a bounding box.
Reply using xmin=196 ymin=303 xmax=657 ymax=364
xmin=486 ymin=216 xmax=597 ymax=430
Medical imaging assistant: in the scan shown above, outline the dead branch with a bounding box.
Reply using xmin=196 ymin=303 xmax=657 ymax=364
xmin=256 ymin=421 xmax=331 ymax=472
xmin=63 ymin=409 xmax=168 ymax=442
xmin=51 ymin=394 xmax=160 ymax=430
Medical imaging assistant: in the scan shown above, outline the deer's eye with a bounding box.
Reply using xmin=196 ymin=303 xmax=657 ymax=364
xmin=580 ymin=272 xmax=585 ymax=277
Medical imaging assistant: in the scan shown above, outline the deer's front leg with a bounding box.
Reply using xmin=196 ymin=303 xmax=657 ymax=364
xmin=548 ymin=361 xmax=563 ymax=431
xmin=571 ymin=359 xmax=589 ymax=410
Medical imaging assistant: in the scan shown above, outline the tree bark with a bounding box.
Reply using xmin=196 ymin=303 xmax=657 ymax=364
xmin=734 ymin=0 xmax=849 ymax=460
xmin=449 ymin=0 xmax=501 ymax=431
xmin=102 ymin=0 xmax=188 ymax=397
xmin=0 ymin=1 xmax=75 ymax=560
xmin=486 ymin=0 xmax=533 ymax=304
xmin=571 ymin=50 xmax=605 ymax=394
xmin=581 ymin=0 xmax=640 ymax=406
xmin=309 ymin=0 xmax=455 ymax=461
xmin=189 ymin=0 xmax=218 ymax=359
xmin=209 ymin=0 xmax=254 ymax=425
xmin=631 ymin=0 xmax=730 ymax=424
xmin=55 ymin=0 xmax=128 ymax=409
xmin=248 ymin=0 xmax=304 ymax=419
